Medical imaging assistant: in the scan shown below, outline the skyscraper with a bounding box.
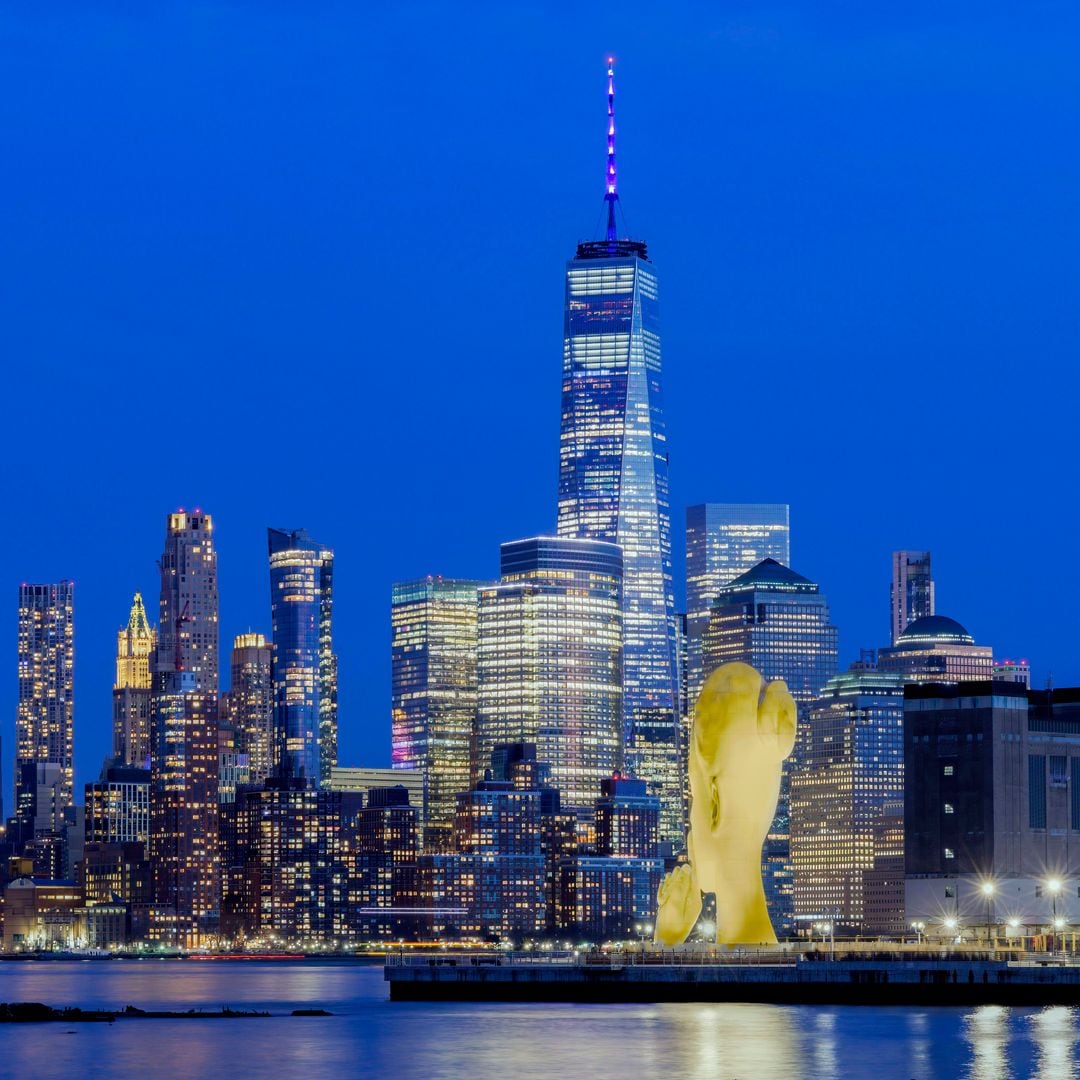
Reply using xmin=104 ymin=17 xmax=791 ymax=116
xmin=268 ymin=528 xmax=338 ymax=787
xmin=16 ymin=581 xmax=75 ymax=819
xmin=790 ymin=665 xmax=905 ymax=930
xmin=890 ymin=550 xmax=935 ymax=645
xmin=476 ymin=537 xmax=623 ymax=822
xmin=153 ymin=510 xmax=219 ymax=694
xmin=705 ymin=559 xmax=839 ymax=934
xmin=113 ymin=592 xmax=155 ymax=767
xmin=685 ymin=503 xmax=790 ymax=704
xmin=222 ymin=632 xmax=274 ymax=785
xmin=877 ymin=615 xmax=993 ymax=684
xmin=391 ymin=577 xmax=482 ymax=852
xmin=556 ymin=62 xmax=680 ymax=842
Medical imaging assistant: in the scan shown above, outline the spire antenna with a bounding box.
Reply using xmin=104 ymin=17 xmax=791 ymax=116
xmin=605 ymin=57 xmax=618 ymax=243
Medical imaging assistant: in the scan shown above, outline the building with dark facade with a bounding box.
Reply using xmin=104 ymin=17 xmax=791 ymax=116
xmin=905 ymin=682 xmax=1080 ymax=933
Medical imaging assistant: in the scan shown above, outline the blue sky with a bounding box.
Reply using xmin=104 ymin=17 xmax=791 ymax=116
xmin=2 ymin=3 xmax=1078 ymax=806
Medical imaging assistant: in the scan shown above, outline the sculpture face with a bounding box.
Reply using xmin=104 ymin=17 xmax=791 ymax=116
xmin=654 ymin=662 xmax=796 ymax=947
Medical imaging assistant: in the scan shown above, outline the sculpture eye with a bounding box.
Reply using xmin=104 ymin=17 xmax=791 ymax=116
xmin=709 ymin=779 xmax=721 ymax=831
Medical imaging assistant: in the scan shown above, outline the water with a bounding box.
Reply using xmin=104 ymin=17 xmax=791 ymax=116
xmin=1 ymin=959 xmax=1079 ymax=1079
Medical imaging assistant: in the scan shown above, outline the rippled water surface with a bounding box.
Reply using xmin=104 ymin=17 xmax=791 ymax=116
xmin=3 ymin=960 xmax=1080 ymax=1079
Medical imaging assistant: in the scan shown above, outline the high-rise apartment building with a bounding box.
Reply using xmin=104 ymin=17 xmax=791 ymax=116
xmin=890 ymin=550 xmax=935 ymax=645
xmin=16 ymin=581 xmax=75 ymax=818
xmin=153 ymin=510 xmax=219 ymax=694
xmin=705 ymin=558 xmax=839 ymax=935
xmin=148 ymin=673 xmax=220 ymax=946
xmin=268 ymin=528 xmax=338 ymax=787
xmin=790 ymin=665 xmax=905 ymax=930
xmin=476 ymin=538 xmax=623 ymax=824
xmin=391 ymin=577 xmax=482 ymax=851
xmin=113 ymin=592 xmax=155 ymax=767
xmin=685 ymin=504 xmax=790 ymax=705
xmin=555 ymin=64 xmax=680 ymax=842
xmin=85 ymin=764 xmax=151 ymax=845
xmin=222 ymin=632 xmax=274 ymax=785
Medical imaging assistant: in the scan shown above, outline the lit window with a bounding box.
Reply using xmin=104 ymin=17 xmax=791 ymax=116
xmin=944 ymin=848 xmax=955 ymax=860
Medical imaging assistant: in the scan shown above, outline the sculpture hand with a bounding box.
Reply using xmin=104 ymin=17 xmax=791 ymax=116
xmin=653 ymin=863 xmax=702 ymax=946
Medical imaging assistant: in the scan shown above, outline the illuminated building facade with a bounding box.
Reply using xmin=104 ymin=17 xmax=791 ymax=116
xmin=85 ymin=764 xmax=150 ymax=844
xmin=391 ymin=577 xmax=482 ymax=851
xmin=227 ymin=780 xmax=355 ymax=942
xmin=352 ymin=786 xmax=420 ymax=939
xmin=153 ymin=510 xmax=219 ymax=694
xmin=222 ymin=632 xmax=274 ymax=785
xmin=330 ymin=765 xmax=424 ymax=813
xmin=595 ymin=774 xmax=659 ymax=858
xmin=685 ymin=503 xmax=790 ymax=704
xmin=555 ymin=64 xmax=680 ymax=845
xmin=16 ymin=581 xmax=75 ymax=820
xmin=861 ymin=799 xmax=906 ymax=935
xmin=705 ymin=558 xmax=839 ymax=935
xmin=81 ymin=841 xmax=152 ymax=940
xmin=268 ymin=528 xmax=338 ymax=787
xmin=790 ymin=666 xmax=904 ymax=930
xmin=148 ymin=675 xmax=220 ymax=946
xmin=890 ymin=550 xmax=935 ymax=645
xmin=113 ymin=592 xmax=155 ymax=767
xmin=477 ymin=538 xmax=623 ymax=823
xmin=877 ymin=615 xmax=993 ymax=684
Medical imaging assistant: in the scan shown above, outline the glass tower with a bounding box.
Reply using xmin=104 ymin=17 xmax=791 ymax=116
xmin=476 ymin=537 xmax=623 ymax=823
xmin=391 ymin=576 xmax=482 ymax=852
xmin=16 ymin=581 xmax=75 ymax=819
xmin=704 ymin=558 xmax=839 ymax=935
xmin=556 ymin=63 xmax=680 ymax=843
xmin=113 ymin=592 xmax=156 ymax=767
xmin=685 ymin=503 xmax=790 ymax=706
xmin=222 ymin=632 xmax=275 ymax=785
xmin=790 ymin=665 xmax=905 ymax=930
xmin=890 ymin=550 xmax=935 ymax=645
xmin=268 ymin=528 xmax=338 ymax=787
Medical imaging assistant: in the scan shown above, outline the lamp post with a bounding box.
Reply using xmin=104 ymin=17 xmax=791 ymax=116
xmin=981 ymin=881 xmax=996 ymax=945
xmin=944 ymin=916 xmax=959 ymax=943
xmin=911 ymin=921 xmax=926 ymax=945
xmin=1007 ymin=918 xmax=1020 ymax=947
xmin=1047 ymin=879 xmax=1062 ymax=954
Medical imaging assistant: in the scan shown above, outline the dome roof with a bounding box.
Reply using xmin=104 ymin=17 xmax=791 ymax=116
xmin=898 ymin=614 xmax=974 ymax=646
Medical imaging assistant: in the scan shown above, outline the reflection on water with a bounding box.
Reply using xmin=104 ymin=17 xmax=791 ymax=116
xmin=1 ymin=962 xmax=1079 ymax=1080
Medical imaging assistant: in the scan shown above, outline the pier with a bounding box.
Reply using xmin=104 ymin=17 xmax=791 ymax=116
xmin=385 ymin=947 xmax=1080 ymax=1005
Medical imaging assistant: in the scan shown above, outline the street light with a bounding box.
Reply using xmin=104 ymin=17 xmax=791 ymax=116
xmin=1046 ymin=879 xmax=1063 ymax=953
xmin=911 ymin=921 xmax=926 ymax=945
xmin=943 ymin=916 xmax=959 ymax=942
xmin=1007 ymin=918 xmax=1020 ymax=945
xmin=981 ymin=881 xmax=996 ymax=944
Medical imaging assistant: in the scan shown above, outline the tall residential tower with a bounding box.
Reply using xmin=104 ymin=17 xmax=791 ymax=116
xmin=556 ymin=62 xmax=680 ymax=842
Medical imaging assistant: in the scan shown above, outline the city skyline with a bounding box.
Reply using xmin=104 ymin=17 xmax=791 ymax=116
xmin=2 ymin=7 xmax=1072 ymax=808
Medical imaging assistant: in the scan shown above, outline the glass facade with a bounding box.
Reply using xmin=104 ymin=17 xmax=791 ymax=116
xmin=268 ymin=528 xmax=337 ymax=787
xmin=685 ymin=504 xmax=790 ymax=706
xmin=16 ymin=581 xmax=75 ymax=818
xmin=113 ymin=592 xmax=155 ymax=767
xmin=877 ymin=615 xmax=994 ymax=684
xmin=890 ymin=550 xmax=935 ymax=645
xmin=790 ymin=667 xmax=905 ymax=929
xmin=476 ymin=538 xmax=623 ymax=823
xmin=556 ymin=250 xmax=681 ymax=842
xmin=391 ymin=577 xmax=482 ymax=852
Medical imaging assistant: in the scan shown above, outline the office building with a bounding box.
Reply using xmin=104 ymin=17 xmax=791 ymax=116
xmin=85 ymin=764 xmax=150 ymax=845
xmin=705 ymin=558 xmax=839 ymax=935
xmin=268 ymin=528 xmax=338 ymax=787
xmin=330 ymin=766 xmax=424 ymax=816
xmin=994 ymin=659 xmax=1032 ymax=688
xmin=878 ymin=615 xmax=993 ymax=685
xmin=222 ymin=632 xmax=274 ymax=785
xmin=16 ymin=581 xmax=75 ymax=819
xmin=476 ymin=537 xmax=623 ymax=822
xmin=890 ymin=551 xmax=935 ymax=645
xmin=685 ymin=503 xmax=790 ymax=704
xmin=790 ymin=666 xmax=905 ymax=930
xmin=391 ymin=577 xmax=482 ymax=851
xmin=555 ymin=63 xmax=680 ymax=844
xmin=112 ymin=592 xmax=155 ymax=767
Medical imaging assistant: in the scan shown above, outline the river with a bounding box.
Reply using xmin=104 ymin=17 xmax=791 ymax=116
xmin=1 ymin=959 xmax=1077 ymax=1078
